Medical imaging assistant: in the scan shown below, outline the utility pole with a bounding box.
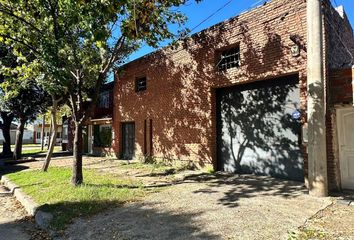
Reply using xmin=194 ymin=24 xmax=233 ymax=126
xmin=307 ymin=0 xmax=328 ymax=197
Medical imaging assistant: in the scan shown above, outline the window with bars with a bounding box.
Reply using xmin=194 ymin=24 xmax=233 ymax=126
xmin=98 ymin=91 xmax=110 ymax=108
xmin=135 ymin=77 xmax=147 ymax=92
xmin=218 ymin=46 xmax=240 ymax=71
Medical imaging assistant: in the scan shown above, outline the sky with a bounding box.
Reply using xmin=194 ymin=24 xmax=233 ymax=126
xmin=128 ymin=0 xmax=354 ymax=61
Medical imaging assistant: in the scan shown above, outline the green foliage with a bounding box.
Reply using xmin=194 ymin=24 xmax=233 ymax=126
xmin=0 ymin=0 xmax=202 ymax=182
xmin=0 ymin=43 xmax=49 ymax=122
xmin=0 ymin=0 xmax=201 ymax=93
xmin=93 ymin=125 xmax=112 ymax=147
xmin=288 ymin=229 xmax=328 ymax=240
xmin=6 ymin=167 xmax=147 ymax=230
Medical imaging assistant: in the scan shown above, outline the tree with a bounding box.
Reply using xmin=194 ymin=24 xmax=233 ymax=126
xmin=0 ymin=44 xmax=16 ymax=157
xmin=1 ymin=81 xmax=49 ymax=160
xmin=0 ymin=44 xmax=49 ymax=160
xmin=0 ymin=0 xmax=201 ymax=185
xmin=0 ymin=111 xmax=13 ymax=157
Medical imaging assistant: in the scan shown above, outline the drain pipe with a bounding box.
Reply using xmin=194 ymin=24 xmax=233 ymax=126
xmin=306 ymin=0 xmax=328 ymax=197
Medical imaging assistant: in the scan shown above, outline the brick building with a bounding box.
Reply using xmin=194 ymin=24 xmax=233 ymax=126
xmin=64 ymin=82 xmax=114 ymax=155
xmin=112 ymin=0 xmax=354 ymax=191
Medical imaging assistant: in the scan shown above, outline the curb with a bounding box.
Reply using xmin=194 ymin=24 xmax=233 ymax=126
xmin=0 ymin=175 xmax=53 ymax=230
xmin=1 ymin=175 xmax=40 ymax=216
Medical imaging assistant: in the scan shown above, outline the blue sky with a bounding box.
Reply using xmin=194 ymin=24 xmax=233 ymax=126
xmin=129 ymin=0 xmax=354 ymax=61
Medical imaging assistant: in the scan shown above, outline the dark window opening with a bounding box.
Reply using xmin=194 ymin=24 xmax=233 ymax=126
xmin=218 ymin=46 xmax=240 ymax=71
xmin=98 ymin=91 xmax=110 ymax=108
xmin=136 ymin=77 xmax=147 ymax=92
xmin=93 ymin=125 xmax=112 ymax=148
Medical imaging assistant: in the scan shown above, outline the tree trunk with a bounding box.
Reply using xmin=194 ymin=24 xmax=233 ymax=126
xmin=72 ymin=121 xmax=83 ymax=185
xmin=41 ymin=115 xmax=45 ymax=151
xmin=0 ymin=112 xmax=14 ymax=157
xmin=47 ymin=115 xmax=53 ymax=150
xmin=42 ymin=99 xmax=59 ymax=172
xmin=13 ymin=117 xmax=26 ymax=160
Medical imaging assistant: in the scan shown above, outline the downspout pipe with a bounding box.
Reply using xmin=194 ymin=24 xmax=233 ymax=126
xmin=306 ymin=0 xmax=328 ymax=197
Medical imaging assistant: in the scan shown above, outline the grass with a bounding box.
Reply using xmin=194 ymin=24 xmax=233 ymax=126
xmin=13 ymin=143 xmax=42 ymax=147
xmin=21 ymin=146 xmax=61 ymax=155
xmin=288 ymin=229 xmax=328 ymax=240
xmin=6 ymin=167 xmax=149 ymax=230
xmin=119 ymin=161 xmax=173 ymax=172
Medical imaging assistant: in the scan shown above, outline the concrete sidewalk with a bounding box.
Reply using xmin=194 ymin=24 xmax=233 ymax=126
xmin=61 ymin=174 xmax=332 ymax=240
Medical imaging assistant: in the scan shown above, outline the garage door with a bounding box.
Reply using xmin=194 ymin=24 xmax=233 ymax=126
xmin=216 ymin=75 xmax=303 ymax=181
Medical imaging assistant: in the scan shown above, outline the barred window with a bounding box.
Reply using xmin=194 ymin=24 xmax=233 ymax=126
xmin=136 ymin=77 xmax=147 ymax=92
xmin=218 ymin=46 xmax=240 ymax=71
xmin=98 ymin=91 xmax=110 ymax=108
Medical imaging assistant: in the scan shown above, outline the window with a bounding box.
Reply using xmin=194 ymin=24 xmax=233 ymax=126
xmin=56 ymin=132 xmax=61 ymax=139
xmin=62 ymin=126 xmax=68 ymax=140
xmin=98 ymin=91 xmax=110 ymax=108
xmin=135 ymin=77 xmax=147 ymax=92
xmin=217 ymin=46 xmax=240 ymax=71
xmin=36 ymin=132 xmax=41 ymax=139
xmin=93 ymin=124 xmax=112 ymax=147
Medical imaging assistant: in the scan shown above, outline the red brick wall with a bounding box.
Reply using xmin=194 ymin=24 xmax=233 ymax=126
xmin=326 ymin=67 xmax=354 ymax=190
xmin=323 ymin=0 xmax=354 ymax=190
xmin=113 ymin=0 xmax=352 ymax=190
xmin=114 ymin=0 xmax=308 ymax=167
xmin=329 ymin=68 xmax=354 ymax=104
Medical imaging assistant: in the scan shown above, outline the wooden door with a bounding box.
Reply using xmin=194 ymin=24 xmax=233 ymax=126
xmin=337 ymin=107 xmax=354 ymax=190
xmin=122 ymin=122 xmax=135 ymax=160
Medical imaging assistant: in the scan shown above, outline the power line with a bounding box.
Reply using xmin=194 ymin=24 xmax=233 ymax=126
xmin=190 ymin=0 xmax=235 ymax=33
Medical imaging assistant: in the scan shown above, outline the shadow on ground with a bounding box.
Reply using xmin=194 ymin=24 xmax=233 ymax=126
xmin=0 ymin=219 xmax=50 ymax=240
xmin=184 ymin=172 xmax=307 ymax=207
xmin=47 ymin=200 xmax=220 ymax=240
xmin=0 ymin=165 xmax=29 ymax=177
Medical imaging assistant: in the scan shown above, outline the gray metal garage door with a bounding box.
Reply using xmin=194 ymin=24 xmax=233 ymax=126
xmin=216 ymin=75 xmax=304 ymax=181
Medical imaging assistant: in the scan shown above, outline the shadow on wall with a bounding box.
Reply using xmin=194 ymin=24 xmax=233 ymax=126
xmin=117 ymin=1 xmax=307 ymax=170
xmin=216 ymin=75 xmax=304 ymax=181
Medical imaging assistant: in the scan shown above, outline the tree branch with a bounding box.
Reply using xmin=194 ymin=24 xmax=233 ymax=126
xmin=0 ymin=34 xmax=40 ymax=55
xmin=0 ymin=5 xmax=43 ymax=34
xmin=101 ymin=36 xmax=125 ymax=75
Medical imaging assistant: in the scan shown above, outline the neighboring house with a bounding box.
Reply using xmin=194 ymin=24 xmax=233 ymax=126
xmin=0 ymin=123 xmax=35 ymax=144
xmin=86 ymin=81 xmax=114 ymax=155
xmin=64 ymin=82 xmax=114 ymax=155
xmin=112 ymin=0 xmax=354 ymax=192
xmin=33 ymin=124 xmax=63 ymax=145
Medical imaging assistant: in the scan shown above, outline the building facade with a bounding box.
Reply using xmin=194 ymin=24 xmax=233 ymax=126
xmin=33 ymin=124 xmax=63 ymax=145
xmin=65 ymin=82 xmax=114 ymax=156
xmin=112 ymin=0 xmax=354 ymax=191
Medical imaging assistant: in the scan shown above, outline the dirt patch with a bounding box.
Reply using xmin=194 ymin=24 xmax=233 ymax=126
xmin=293 ymin=202 xmax=354 ymax=239
xmin=0 ymin=194 xmax=50 ymax=240
xmin=61 ymin=174 xmax=332 ymax=240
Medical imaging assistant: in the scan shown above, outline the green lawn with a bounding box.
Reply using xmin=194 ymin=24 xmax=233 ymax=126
xmin=6 ymin=168 xmax=149 ymax=230
xmin=21 ymin=146 xmax=61 ymax=155
xmin=119 ymin=161 xmax=174 ymax=172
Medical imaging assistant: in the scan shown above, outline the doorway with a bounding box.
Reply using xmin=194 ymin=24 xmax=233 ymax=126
xmin=121 ymin=122 xmax=135 ymax=160
xmin=337 ymin=107 xmax=354 ymax=190
xmin=216 ymin=74 xmax=303 ymax=181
